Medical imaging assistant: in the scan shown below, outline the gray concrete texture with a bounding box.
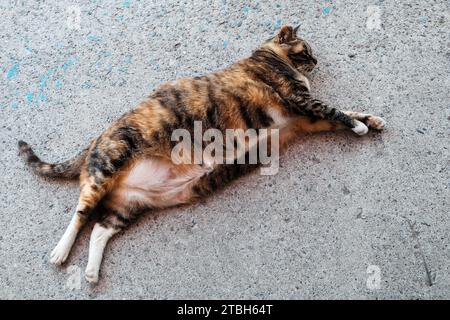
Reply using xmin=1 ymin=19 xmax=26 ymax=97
xmin=0 ymin=0 xmax=449 ymax=299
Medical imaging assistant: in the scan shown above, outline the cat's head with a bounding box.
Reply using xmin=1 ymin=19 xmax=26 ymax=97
xmin=263 ymin=25 xmax=317 ymax=74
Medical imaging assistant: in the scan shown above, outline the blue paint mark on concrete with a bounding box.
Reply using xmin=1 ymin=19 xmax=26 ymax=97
xmin=38 ymin=91 xmax=47 ymax=102
xmin=123 ymin=0 xmax=131 ymax=8
xmin=124 ymin=55 xmax=132 ymax=64
xmin=40 ymin=69 xmax=54 ymax=89
xmin=81 ymin=81 xmax=93 ymax=89
xmin=62 ymin=57 xmax=78 ymax=71
xmin=55 ymin=80 xmax=63 ymax=89
xmin=88 ymin=35 xmax=101 ymax=42
xmin=26 ymin=92 xmax=34 ymax=103
xmin=322 ymin=6 xmax=331 ymax=15
xmin=418 ymin=16 xmax=429 ymax=23
xmin=243 ymin=5 xmax=250 ymax=14
xmin=11 ymin=101 xmax=18 ymax=109
xmin=36 ymin=69 xmax=55 ymax=105
xmin=275 ymin=19 xmax=282 ymax=29
xmin=106 ymin=65 xmax=113 ymax=75
xmin=94 ymin=60 xmax=103 ymax=68
xmin=6 ymin=64 xmax=19 ymax=80
xmin=100 ymin=50 xmax=112 ymax=57
xmin=223 ymin=40 xmax=229 ymax=48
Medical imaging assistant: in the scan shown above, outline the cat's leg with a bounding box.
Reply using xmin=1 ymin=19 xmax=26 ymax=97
xmin=49 ymin=174 xmax=114 ymax=265
xmin=50 ymin=211 xmax=87 ymax=264
xmin=85 ymin=223 xmax=118 ymax=284
xmin=84 ymin=217 xmax=123 ymax=284
xmin=294 ymin=97 xmax=370 ymax=135
xmin=84 ymin=223 xmax=117 ymax=284
xmin=290 ymin=116 xmax=346 ymax=133
xmin=50 ymin=128 xmax=141 ymax=265
xmin=343 ymin=111 xmax=386 ymax=130
xmin=190 ymin=162 xmax=259 ymax=198
xmin=290 ymin=112 xmax=386 ymax=134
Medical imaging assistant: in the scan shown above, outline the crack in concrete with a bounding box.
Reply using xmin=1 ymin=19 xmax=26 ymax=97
xmin=358 ymin=211 xmax=436 ymax=287
xmin=406 ymin=219 xmax=435 ymax=286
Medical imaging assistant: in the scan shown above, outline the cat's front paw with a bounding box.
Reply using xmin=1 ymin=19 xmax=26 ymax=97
xmin=365 ymin=115 xmax=386 ymax=130
xmin=352 ymin=120 xmax=369 ymax=135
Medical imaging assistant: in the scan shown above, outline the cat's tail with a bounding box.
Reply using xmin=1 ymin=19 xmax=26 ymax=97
xmin=18 ymin=140 xmax=88 ymax=179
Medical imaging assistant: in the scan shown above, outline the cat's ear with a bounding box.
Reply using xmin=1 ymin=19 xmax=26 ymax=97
xmin=276 ymin=25 xmax=295 ymax=44
xmin=293 ymin=24 xmax=300 ymax=35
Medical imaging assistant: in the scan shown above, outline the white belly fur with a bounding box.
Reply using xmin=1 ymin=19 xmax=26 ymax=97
xmin=108 ymin=157 xmax=209 ymax=209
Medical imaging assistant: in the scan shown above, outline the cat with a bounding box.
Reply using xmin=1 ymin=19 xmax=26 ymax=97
xmin=18 ymin=25 xmax=386 ymax=284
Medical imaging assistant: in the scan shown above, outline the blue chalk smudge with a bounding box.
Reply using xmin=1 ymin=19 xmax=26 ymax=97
xmin=124 ymin=55 xmax=132 ymax=64
xmin=223 ymin=40 xmax=229 ymax=48
xmin=275 ymin=19 xmax=282 ymax=28
xmin=55 ymin=80 xmax=62 ymax=89
xmin=26 ymin=92 xmax=34 ymax=103
xmin=94 ymin=60 xmax=103 ymax=68
xmin=11 ymin=101 xmax=18 ymax=109
xmin=106 ymin=65 xmax=113 ymax=75
xmin=38 ymin=91 xmax=47 ymax=102
xmin=36 ymin=69 xmax=55 ymax=105
xmin=81 ymin=81 xmax=93 ymax=89
xmin=100 ymin=50 xmax=112 ymax=57
xmin=419 ymin=16 xmax=429 ymax=23
xmin=243 ymin=5 xmax=250 ymax=14
xmin=88 ymin=35 xmax=101 ymax=42
xmin=39 ymin=69 xmax=54 ymax=89
xmin=62 ymin=57 xmax=78 ymax=71
xmin=6 ymin=64 xmax=19 ymax=80
xmin=122 ymin=0 xmax=131 ymax=8
xmin=322 ymin=6 xmax=331 ymax=15
xmin=117 ymin=15 xmax=124 ymax=21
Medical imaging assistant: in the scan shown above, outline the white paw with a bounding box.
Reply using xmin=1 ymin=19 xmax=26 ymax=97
xmin=50 ymin=244 xmax=70 ymax=265
xmin=366 ymin=115 xmax=386 ymax=130
xmin=352 ymin=120 xmax=369 ymax=135
xmin=85 ymin=268 xmax=99 ymax=284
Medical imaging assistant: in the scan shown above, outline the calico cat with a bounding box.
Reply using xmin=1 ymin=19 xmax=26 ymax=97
xmin=19 ymin=25 xmax=385 ymax=284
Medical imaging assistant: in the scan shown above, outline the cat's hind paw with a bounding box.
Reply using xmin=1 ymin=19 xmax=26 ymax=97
xmin=85 ymin=268 xmax=99 ymax=284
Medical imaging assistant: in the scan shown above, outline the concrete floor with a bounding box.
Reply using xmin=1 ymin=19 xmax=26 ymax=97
xmin=0 ymin=0 xmax=449 ymax=299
